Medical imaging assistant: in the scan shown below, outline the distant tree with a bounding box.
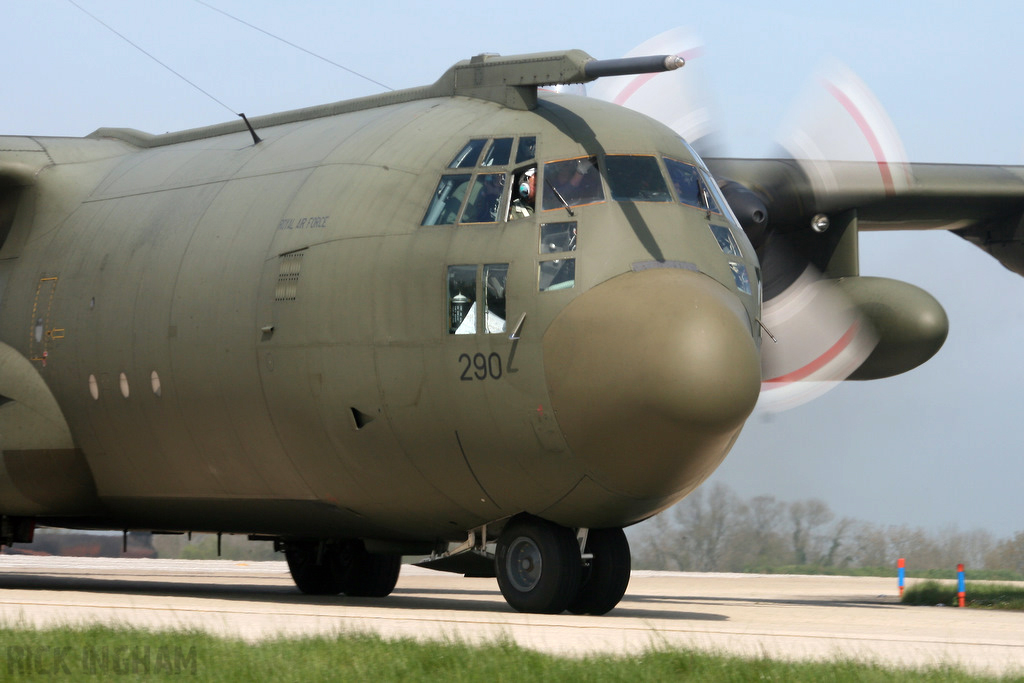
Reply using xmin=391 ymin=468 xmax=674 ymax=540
xmin=788 ymin=499 xmax=834 ymax=565
xmin=629 ymin=513 xmax=683 ymax=570
xmin=724 ymin=494 xmax=790 ymax=570
xmin=848 ymin=522 xmax=891 ymax=568
xmin=886 ymin=525 xmax=944 ymax=569
xmin=928 ymin=525 xmax=992 ymax=569
xmin=678 ymin=483 xmax=743 ymax=571
xmin=821 ymin=517 xmax=855 ymax=567
xmin=985 ymin=531 xmax=1024 ymax=573
xmin=627 ymin=484 xmax=1020 ymax=576
xmin=629 ymin=483 xmax=747 ymax=571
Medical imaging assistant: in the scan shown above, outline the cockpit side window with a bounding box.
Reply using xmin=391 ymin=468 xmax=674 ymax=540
xmin=664 ymin=157 xmax=705 ymax=209
xmin=509 ymin=166 xmax=537 ymax=221
xmin=482 ymin=138 xmax=514 ymax=167
xmin=700 ymin=168 xmax=743 ymax=226
xmin=449 ymin=139 xmax=487 ymax=168
xmin=461 ymin=173 xmax=506 ymax=224
xmin=664 ymin=157 xmax=726 ymax=215
xmin=426 ymin=136 xmax=540 ymax=227
xmin=542 ymin=156 xmax=603 ymax=211
xmin=423 ymin=174 xmax=472 ymax=226
xmin=515 ymin=136 xmax=536 ymax=164
xmin=605 ymin=155 xmax=671 ymax=202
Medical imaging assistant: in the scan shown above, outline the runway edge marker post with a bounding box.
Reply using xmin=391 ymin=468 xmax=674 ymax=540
xmin=957 ymin=563 xmax=966 ymax=607
xmin=897 ymin=558 xmax=905 ymax=597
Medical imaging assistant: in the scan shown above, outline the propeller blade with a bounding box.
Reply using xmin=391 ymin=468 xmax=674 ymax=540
xmin=757 ymin=265 xmax=878 ymax=411
xmin=755 ymin=61 xmax=920 ymax=409
xmin=775 ymin=60 xmax=913 ymax=208
xmin=596 ymin=32 xmax=907 ymax=409
xmin=588 ymin=27 xmax=720 ymax=156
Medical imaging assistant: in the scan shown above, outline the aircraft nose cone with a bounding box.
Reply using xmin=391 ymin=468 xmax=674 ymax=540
xmin=543 ymin=268 xmax=761 ymax=502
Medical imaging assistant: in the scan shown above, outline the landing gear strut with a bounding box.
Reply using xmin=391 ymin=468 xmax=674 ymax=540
xmin=285 ymin=540 xmax=401 ymax=597
xmin=494 ymin=515 xmax=631 ymax=615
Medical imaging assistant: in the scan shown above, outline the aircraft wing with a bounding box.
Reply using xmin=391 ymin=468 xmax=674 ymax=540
xmin=707 ymin=158 xmax=1024 ymax=277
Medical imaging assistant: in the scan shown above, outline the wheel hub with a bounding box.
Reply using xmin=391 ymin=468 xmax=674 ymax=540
xmin=506 ymin=536 xmax=542 ymax=592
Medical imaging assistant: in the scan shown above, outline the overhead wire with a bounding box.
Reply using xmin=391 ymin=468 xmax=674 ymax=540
xmin=64 ymin=0 xmax=239 ymax=118
xmin=191 ymin=0 xmax=393 ymax=92
xmin=65 ymin=0 xmax=392 ymax=125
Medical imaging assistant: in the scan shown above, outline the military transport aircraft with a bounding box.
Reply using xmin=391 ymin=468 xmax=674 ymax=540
xmin=2 ymin=45 xmax=1023 ymax=616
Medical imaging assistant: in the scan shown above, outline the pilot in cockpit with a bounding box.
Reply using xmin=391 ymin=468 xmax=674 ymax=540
xmin=509 ymin=166 xmax=536 ymax=220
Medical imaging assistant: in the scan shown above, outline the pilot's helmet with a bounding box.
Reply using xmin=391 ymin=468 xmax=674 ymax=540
xmin=518 ymin=168 xmax=536 ymax=200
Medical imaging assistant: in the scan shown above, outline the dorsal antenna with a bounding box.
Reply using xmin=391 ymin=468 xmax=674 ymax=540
xmin=67 ymin=0 xmax=259 ymax=141
xmin=238 ymin=113 xmax=262 ymax=144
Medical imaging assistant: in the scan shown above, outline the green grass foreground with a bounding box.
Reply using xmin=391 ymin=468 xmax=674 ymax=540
xmin=902 ymin=580 xmax=1024 ymax=610
xmin=0 ymin=625 xmax=1016 ymax=682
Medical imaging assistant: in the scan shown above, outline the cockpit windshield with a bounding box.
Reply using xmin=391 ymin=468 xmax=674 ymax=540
xmin=542 ymin=157 xmax=603 ymax=211
xmin=425 ymin=139 xmax=741 ymax=226
xmin=605 ymin=155 xmax=671 ymax=202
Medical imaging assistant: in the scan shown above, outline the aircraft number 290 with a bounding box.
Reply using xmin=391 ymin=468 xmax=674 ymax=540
xmin=459 ymin=353 xmax=503 ymax=381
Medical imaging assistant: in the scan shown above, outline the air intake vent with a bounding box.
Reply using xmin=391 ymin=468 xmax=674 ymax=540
xmin=351 ymin=407 xmax=376 ymax=430
xmin=274 ymin=253 xmax=303 ymax=301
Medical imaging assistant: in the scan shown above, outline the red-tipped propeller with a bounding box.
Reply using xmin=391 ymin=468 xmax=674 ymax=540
xmin=587 ymin=29 xmax=930 ymax=409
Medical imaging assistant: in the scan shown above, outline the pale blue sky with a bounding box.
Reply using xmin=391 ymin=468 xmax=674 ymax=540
xmin=6 ymin=1 xmax=1024 ymax=535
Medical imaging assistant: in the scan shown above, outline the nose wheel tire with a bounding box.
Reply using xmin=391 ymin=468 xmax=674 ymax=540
xmin=495 ymin=516 xmax=582 ymax=614
xmin=285 ymin=543 xmax=346 ymax=595
xmin=342 ymin=544 xmax=401 ymax=597
xmin=567 ymin=527 xmax=631 ymax=615
xmin=286 ymin=540 xmax=400 ymax=597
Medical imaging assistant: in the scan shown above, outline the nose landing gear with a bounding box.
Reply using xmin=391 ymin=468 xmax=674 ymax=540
xmin=567 ymin=527 xmax=630 ymax=615
xmin=494 ymin=515 xmax=631 ymax=615
xmin=285 ymin=539 xmax=401 ymax=597
xmin=496 ymin=516 xmax=581 ymax=614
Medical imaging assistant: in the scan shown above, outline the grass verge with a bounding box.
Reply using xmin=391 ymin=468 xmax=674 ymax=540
xmin=902 ymin=580 xmax=1024 ymax=610
xmin=745 ymin=566 xmax=1024 ymax=581
xmin=0 ymin=625 xmax=1016 ymax=682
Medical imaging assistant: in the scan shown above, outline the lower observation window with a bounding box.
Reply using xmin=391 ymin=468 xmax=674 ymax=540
xmin=484 ymin=263 xmax=508 ymax=333
xmin=448 ymin=265 xmax=477 ymax=334
xmin=540 ymin=222 xmax=577 ymax=254
xmin=729 ymin=262 xmax=752 ymax=295
xmin=710 ymin=224 xmax=741 ymax=257
xmin=539 ymin=259 xmax=575 ymax=291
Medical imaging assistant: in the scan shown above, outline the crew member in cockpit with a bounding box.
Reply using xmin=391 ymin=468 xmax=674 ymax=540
xmin=465 ymin=173 xmax=505 ymax=223
xmin=509 ymin=167 xmax=536 ymax=220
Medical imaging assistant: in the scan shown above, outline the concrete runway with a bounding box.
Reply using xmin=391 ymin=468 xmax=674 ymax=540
xmin=0 ymin=556 xmax=1022 ymax=675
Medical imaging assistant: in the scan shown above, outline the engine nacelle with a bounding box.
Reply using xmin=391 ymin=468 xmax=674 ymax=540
xmin=835 ymin=277 xmax=948 ymax=380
